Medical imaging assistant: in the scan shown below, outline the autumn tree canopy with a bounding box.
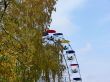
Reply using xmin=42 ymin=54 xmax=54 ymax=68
xmin=0 ymin=0 xmax=66 ymax=82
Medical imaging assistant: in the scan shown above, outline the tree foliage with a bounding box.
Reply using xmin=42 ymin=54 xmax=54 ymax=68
xmin=0 ymin=0 xmax=65 ymax=82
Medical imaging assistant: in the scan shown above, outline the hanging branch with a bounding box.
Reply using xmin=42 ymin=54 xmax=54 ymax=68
xmin=0 ymin=0 xmax=22 ymax=44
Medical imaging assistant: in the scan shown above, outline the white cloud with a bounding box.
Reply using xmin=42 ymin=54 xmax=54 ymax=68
xmin=50 ymin=0 xmax=87 ymax=37
xmin=78 ymin=42 xmax=92 ymax=54
xmin=51 ymin=14 xmax=77 ymax=36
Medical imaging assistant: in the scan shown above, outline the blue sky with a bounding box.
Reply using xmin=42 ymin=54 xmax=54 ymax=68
xmin=51 ymin=0 xmax=110 ymax=82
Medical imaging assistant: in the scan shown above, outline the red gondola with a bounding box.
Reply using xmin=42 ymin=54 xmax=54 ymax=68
xmin=70 ymin=64 xmax=79 ymax=66
xmin=47 ymin=30 xmax=56 ymax=33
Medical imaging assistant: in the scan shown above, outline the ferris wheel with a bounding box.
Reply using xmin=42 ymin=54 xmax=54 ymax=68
xmin=42 ymin=29 xmax=82 ymax=82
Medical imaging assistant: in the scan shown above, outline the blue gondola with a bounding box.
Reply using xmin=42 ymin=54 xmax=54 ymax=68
xmin=66 ymin=50 xmax=75 ymax=54
xmin=53 ymin=33 xmax=63 ymax=36
xmin=73 ymin=78 xmax=82 ymax=81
